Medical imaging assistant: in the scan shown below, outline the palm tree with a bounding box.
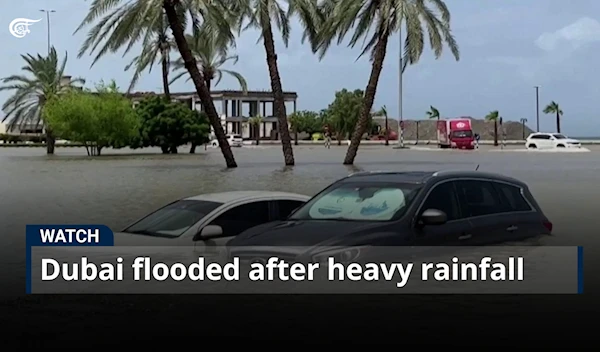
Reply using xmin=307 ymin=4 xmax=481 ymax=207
xmin=0 ymin=47 xmax=84 ymax=154
xmin=313 ymin=0 xmax=460 ymax=165
xmin=228 ymin=0 xmax=296 ymax=166
xmin=169 ymin=29 xmax=248 ymax=92
xmin=485 ymin=110 xmax=500 ymax=147
xmin=426 ymin=106 xmax=440 ymax=120
xmin=124 ymin=14 xmax=176 ymax=99
xmin=169 ymin=26 xmax=247 ymax=154
xmin=76 ymin=0 xmax=238 ymax=168
xmin=543 ymin=101 xmax=563 ymax=133
xmin=375 ymin=105 xmax=389 ymax=145
xmin=248 ymin=115 xmax=264 ymax=145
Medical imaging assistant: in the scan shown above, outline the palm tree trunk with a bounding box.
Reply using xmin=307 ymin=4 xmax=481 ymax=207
xmin=556 ymin=112 xmax=561 ymax=133
xmin=294 ymin=128 xmax=298 ymax=145
xmin=161 ymin=53 xmax=171 ymax=100
xmin=163 ymin=0 xmax=236 ymax=168
xmin=343 ymin=32 xmax=389 ymax=165
xmin=190 ymin=79 xmax=212 ymax=154
xmin=46 ymin=128 xmax=55 ymax=155
xmin=384 ymin=116 xmax=389 ymax=146
xmin=493 ymin=121 xmax=498 ymax=146
xmin=261 ymin=22 xmax=294 ymax=166
xmin=255 ymin=125 xmax=260 ymax=145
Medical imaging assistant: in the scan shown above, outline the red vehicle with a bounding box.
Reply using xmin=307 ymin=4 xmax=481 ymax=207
xmin=437 ymin=118 xmax=475 ymax=149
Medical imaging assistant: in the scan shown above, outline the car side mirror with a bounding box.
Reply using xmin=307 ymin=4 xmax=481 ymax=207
xmin=419 ymin=209 xmax=447 ymax=226
xmin=194 ymin=225 xmax=223 ymax=241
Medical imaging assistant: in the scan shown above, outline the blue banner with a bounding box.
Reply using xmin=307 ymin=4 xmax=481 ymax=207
xmin=25 ymin=225 xmax=114 ymax=293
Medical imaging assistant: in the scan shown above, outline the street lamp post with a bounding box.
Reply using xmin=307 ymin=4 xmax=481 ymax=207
xmin=534 ymin=86 xmax=540 ymax=132
xmin=39 ymin=9 xmax=56 ymax=54
xmin=398 ymin=27 xmax=404 ymax=148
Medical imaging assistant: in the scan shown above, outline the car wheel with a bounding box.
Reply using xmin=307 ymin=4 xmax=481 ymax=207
xmin=527 ymin=144 xmax=537 ymax=149
xmin=556 ymin=144 xmax=565 ymax=148
xmin=211 ymin=141 xmax=218 ymax=148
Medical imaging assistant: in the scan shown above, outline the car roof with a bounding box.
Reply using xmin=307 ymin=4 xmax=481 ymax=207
xmin=528 ymin=132 xmax=563 ymax=136
xmin=342 ymin=170 xmax=526 ymax=187
xmin=184 ymin=191 xmax=310 ymax=203
xmin=343 ymin=171 xmax=436 ymax=184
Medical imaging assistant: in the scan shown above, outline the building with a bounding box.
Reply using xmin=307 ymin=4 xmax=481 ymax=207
xmin=129 ymin=90 xmax=298 ymax=140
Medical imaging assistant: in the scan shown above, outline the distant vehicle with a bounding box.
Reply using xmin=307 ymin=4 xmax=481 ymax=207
xmin=211 ymin=134 xmax=243 ymax=148
xmin=525 ymin=133 xmax=581 ymax=149
xmin=228 ymin=171 xmax=553 ymax=255
xmin=114 ymin=191 xmax=309 ymax=246
xmin=437 ymin=119 xmax=475 ymax=149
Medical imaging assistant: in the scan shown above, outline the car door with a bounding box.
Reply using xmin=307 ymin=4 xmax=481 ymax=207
xmin=491 ymin=182 xmax=543 ymax=241
xmin=539 ymin=134 xmax=553 ymax=149
xmin=412 ymin=180 xmax=474 ymax=246
xmin=454 ymin=180 xmax=521 ymax=245
xmin=274 ymin=199 xmax=306 ymax=220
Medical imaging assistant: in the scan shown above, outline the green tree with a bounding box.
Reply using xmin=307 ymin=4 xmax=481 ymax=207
xmin=228 ymin=0 xmax=297 ymax=165
xmin=485 ymin=110 xmax=500 ymax=147
xmin=170 ymin=26 xmax=247 ymax=92
xmin=248 ymin=115 xmax=264 ymax=145
xmin=327 ymin=89 xmax=365 ymax=145
xmin=289 ymin=110 xmax=320 ymax=144
xmin=77 ymin=0 xmax=238 ymax=167
xmin=543 ymin=101 xmax=563 ymax=133
xmin=313 ymin=0 xmax=460 ymax=164
xmin=133 ymin=96 xmax=210 ymax=154
xmin=0 ymin=47 xmax=84 ymax=154
xmin=426 ymin=106 xmax=440 ymax=120
xmin=44 ymin=89 xmax=138 ymax=156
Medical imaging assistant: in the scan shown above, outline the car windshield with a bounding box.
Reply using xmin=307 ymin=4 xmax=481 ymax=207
xmin=451 ymin=130 xmax=473 ymax=138
xmin=124 ymin=200 xmax=222 ymax=238
xmin=290 ymin=182 xmax=421 ymax=222
xmin=553 ymin=134 xmax=567 ymax=139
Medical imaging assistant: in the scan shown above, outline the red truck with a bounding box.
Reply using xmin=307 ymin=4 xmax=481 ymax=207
xmin=437 ymin=118 xmax=475 ymax=149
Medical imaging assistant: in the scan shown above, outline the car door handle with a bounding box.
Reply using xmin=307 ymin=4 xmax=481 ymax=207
xmin=458 ymin=234 xmax=472 ymax=240
xmin=506 ymin=225 xmax=518 ymax=232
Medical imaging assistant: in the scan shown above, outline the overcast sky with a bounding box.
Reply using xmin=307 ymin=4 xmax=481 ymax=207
xmin=1 ymin=0 xmax=599 ymax=136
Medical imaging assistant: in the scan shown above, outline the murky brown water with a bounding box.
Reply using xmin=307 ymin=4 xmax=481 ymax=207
xmin=1 ymin=145 xmax=599 ymax=298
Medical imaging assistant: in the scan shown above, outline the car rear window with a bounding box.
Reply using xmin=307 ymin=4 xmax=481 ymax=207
xmin=492 ymin=183 xmax=532 ymax=212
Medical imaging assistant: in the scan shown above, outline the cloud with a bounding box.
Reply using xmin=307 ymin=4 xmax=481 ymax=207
xmin=535 ymin=17 xmax=600 ymax=52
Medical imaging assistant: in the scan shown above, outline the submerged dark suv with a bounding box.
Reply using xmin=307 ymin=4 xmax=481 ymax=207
xmin=228 ymin=170 xmax=553 ymax=248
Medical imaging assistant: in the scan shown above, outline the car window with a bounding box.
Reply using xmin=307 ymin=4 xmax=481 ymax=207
xmin=291 ymin=182 xmax=420 ymax=222
xmin=125 ymin=200 xmax=222 ymax=238
xmin=553 ymin=134 xmax=566 ymax=139
xmin=492 ymin=183 xmax=532 ymax=212
xmin=208 ymin=201 xmax=271 ymax=237
xmin=420 ymin=182 xmax=461 ymax=221
xmin=455 ymin=181 xmax=509 ymax=217
xmin=276 ymin=200 xmax=306 ymax=220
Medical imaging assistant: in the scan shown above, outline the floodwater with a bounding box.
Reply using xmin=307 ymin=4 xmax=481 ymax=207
xmin=1 ymin=145 xmax=599 ymax=296
xmin=1 ymin=145 xmax=599 ymax=346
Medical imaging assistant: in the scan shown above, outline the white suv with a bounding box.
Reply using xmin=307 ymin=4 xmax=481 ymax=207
xmin=210 ymin=134 xmax=243 ymax=148
xmin=525 ymin=133 xmax=581 ymax=149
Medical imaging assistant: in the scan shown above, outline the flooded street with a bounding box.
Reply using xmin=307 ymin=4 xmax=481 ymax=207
xmin=1 ymin=145 xmax=598 ymax=347
xmin=1 ymin=145 xmax=599 ymax=298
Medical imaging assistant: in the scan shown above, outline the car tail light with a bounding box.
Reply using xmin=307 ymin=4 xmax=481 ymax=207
xmin=543 ymin=220 xmax=553 ymax=233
